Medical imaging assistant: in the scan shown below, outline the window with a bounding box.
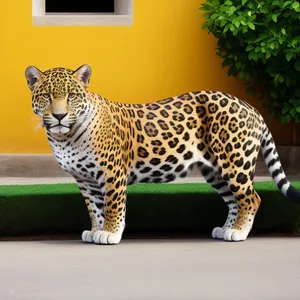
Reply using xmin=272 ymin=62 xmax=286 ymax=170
xmin=32 ymin=0 xmax=133 ymax=26
xmin=45 ymin=0 xmax=115 ymax=14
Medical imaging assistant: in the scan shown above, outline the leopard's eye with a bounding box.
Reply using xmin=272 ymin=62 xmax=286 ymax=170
xmin=42 ymin=93 xmax=51 ymax=100
xmin=68 ymin=93 xmax=76 ymax=100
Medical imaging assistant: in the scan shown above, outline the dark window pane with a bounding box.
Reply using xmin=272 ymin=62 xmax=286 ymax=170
xmin=45 ymin=0 xmax=115 ymax=13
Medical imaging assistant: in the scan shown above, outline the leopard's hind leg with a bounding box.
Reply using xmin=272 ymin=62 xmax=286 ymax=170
xmin=223 ymin=183 xmax=261 ymax=241
xmin=217 ymin=139 xmax=262 ymax=241
xmin=200 ymin=165 xmax=238 ymax=239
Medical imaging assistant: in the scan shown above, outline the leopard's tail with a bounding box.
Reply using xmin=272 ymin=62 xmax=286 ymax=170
xmin=261 ymin=124 xmax=300 ymax=203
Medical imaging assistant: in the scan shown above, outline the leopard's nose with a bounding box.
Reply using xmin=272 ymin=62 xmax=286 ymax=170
xmin=53 ymin=113 xmax=67 ymax=120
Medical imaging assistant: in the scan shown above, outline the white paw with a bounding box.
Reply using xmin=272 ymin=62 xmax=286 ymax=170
xmin=224 ymin=229 xmax=248 ymax=242
xmin=81 ymin=230 xmax=94 ymax=243
xmin=211 ymin=227 xmax=226 ymax=239
xmin=93 ymin=230 xmax=122 ymax=245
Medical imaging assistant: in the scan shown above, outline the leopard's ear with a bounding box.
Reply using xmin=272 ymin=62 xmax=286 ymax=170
xmin=73 ymin=64 xmax=92 ymax=88
xmin=25 ymin=66 xmax=44 ymax=91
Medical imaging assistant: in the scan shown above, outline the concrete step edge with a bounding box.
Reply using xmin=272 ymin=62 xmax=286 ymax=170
xmin=1 ymin=145 xmax=300 ymax=178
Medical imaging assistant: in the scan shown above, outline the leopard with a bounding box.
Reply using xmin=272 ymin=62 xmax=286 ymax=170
xmin=25 ymin=64 xmax=300 ymax=245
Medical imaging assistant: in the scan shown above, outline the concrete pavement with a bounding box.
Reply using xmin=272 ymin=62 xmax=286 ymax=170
xmin=0 ymin=175 xmax=281 ymax=185
xmin=0 ymin=237 xmax=300 ymax=300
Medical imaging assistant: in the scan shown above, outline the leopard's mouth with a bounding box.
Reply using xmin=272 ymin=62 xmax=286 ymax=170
xmin=49 ymin=125 xmax=71 ymax=134
xmin=44 ymin=123 xmax=73 ymax=134
xmin=49 ymin=124 xmax=71 ymax=129
xmin=43 ymin=122 xmax=72 ymax=129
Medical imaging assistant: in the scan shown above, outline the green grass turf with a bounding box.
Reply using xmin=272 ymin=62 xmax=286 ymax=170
xmin=2 ymin=181 xmax=300 ymax=196
xmin=1 ymin=181 xmax=300 ymax=236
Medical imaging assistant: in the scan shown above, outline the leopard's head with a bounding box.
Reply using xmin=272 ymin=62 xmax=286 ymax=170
xmin=25 ymin=65 xmax=92 ymax=135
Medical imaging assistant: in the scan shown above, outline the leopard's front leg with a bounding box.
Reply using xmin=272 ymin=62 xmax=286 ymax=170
xmin=92 ymin=174 xmax=127 ymax=245
xmin=81 ymin=198 xmax=105 ymax=243
xmin=77 ymin=182 xmax=105 ymax=243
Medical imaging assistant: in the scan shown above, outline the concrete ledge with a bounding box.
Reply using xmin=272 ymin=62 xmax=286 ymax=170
xmin=0 ymin=182 xmax=300 ymax=237
xmin=1 ymin=146 xmax=300 ymax=178
xmin=0 ymin=154 xmax=71 ymax=178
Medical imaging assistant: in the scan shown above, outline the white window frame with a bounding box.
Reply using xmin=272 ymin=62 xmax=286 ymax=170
xmin=32 ymin=0 xmax=133 ymax=26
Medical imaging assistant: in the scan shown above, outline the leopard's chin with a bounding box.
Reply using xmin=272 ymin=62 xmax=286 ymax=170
xmin=48 ymin=125 xmax=71 ymax=135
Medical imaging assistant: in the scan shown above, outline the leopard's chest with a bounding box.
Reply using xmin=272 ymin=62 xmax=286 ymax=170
xmin=50 ymin=140 xmax=99 ymax=181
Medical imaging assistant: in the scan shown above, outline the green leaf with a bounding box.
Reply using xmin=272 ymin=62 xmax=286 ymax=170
xmin=290 ymin=99 xmax=300 ymax=107
xmin=234 ymin=19 xmax=241 ymax=27
xmin=292 ymin=35 xmax=300 ymax=42
xmin=232 ymin=29 xmax=239 ymax=36
xmin=211 ymin=13 xmax=219 ymax=20
xmin=255 ymin=46 xmax=261 ymax=52
xmin=286 ymin=52 xmax=294 ymax=61
xmin=242 ymin=0 xmax=247 ymax=5
xmin=222 ymin=59 xmax=231 ymax=68
xmin=273 ymin=41 xmax=280 ymax=49
xmin=249 ymin=51 xmax=258 ymax=61
xmin=202 ymin=22 xmax=209 ymax=30
xmin=272 ymin=14 xmax=277 ymax=22
xmin=202 ymin=12 xmax=211 ymax=19
xmin=292 ymin=1 xmax=299 ymax=9
xmin=279 ymin=75 xmax=285 ymax=83
xmin=296 ymin=107 xmax=300 ymax=113
xmin=291 ymin=35 xmax=300 ymax=46
xmin=283 ymin=1 xmax=293 ymax=7
xmin=255 ymin=33 xmax=268 ymax=43
xmin=223 ymin=24 xmax=230 ymax=33
xmin=272 ymin=0 xmax=280 ymax=6
xmin=220 ymin=19 xmax=227 ymax=27
xmin=242 ymin=26 xmax=248 ymax=33
xmin=248 ymin=22 xmax=255 ymax=30
xmin=291 ymin=109 xmax=297 ymax=117
xmin=246 ymin=45 xmax=254 ymax=51
xmin=279 ymin=37 xmax=285 ymax=44
xmin=282 ymin=103 xmax=291 ymax=114
xmin=274 ymin=74 xmax=285 ymax=85
xmin=230 ymin=6 xmax=236 ymax=13
xmin=200 ymin=2 xmax=215 ymax=10
xmin=295 ymin=115 xmax=300 ymax=123
xmin=295 ymin=60 xmax=300 ymax=71
xmin=281 ymin=28 xmax=286 ymax=35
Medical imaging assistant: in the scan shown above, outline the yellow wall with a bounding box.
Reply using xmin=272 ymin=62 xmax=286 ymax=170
xmin=0 ymin=0 xmax=293 ymax=153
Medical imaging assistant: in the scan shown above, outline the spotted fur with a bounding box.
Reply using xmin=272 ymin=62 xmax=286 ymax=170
xmin=25 ymin=64 xmax=300 ymax=244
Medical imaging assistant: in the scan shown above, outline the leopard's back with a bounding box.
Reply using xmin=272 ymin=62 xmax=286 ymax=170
xmin=123 ymin=91 xmax=265 ymax=186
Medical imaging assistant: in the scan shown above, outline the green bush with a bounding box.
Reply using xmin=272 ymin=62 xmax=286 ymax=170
xmin=200 ymin=0 xmax=300 ymax=125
